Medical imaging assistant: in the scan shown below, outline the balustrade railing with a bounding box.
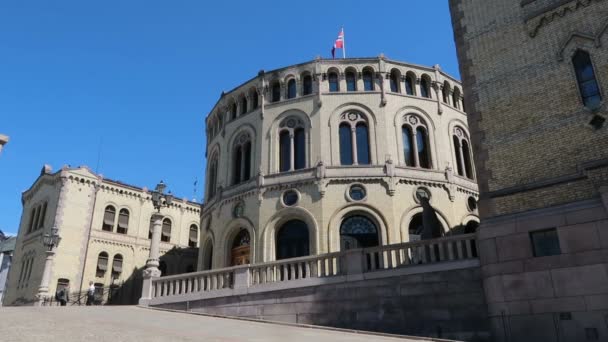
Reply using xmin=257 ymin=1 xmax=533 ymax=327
xmin=147 ymin=234 xmax=477 ymax=303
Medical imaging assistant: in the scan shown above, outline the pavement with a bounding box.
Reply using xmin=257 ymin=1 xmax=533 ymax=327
xmin=0 ymin=306 xmax=439 ymax=342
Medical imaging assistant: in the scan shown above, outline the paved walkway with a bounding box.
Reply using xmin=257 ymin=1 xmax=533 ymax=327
xmin=0 ymin=306 xmax=435 ymax=342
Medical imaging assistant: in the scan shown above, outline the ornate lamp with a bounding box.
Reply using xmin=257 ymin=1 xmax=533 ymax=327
xmin=42 ymin=225 xmax=61 ymax=251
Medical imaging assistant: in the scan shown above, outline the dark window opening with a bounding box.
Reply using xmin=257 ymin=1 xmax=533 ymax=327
xmin=530 ymin=228 xmax=561 ymax=257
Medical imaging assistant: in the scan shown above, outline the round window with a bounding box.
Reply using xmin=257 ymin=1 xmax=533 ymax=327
xmin=467 ymin=196 xmax=478 ymax=211
xmin=415 ymin=187 xmax=431 ymax=203
xmin=349 ymin=185 xmax=367 ymax=201
xmin=282 ymin=190 xmax=299 ymax=207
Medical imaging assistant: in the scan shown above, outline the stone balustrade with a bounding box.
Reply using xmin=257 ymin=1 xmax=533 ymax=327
xmin=145 ymin=234 xmax=478 ymax=306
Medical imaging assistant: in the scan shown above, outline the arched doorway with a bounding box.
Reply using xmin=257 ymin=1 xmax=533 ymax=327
xmin=340 ymin=215 xmax=379 ymax=250
xmin=230 ymin=229 xmax=250 ymax=266
xmin=464 ymin=221 xmax=479 ymax=234
xmin=276 ymin=220 xmax=309 ymax=260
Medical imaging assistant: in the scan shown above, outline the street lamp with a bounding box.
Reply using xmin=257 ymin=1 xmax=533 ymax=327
xmin=37 ymin=225 xmax=61 ymax=305
xmin=140 ymin=181 xmax=173 ymax=305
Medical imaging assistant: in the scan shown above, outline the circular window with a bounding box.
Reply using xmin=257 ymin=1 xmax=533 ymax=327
xmin=467 ymin=196 xmax=478 ymax=211
xmin=347 ymin=184 xmax=367 ymax=202
xmin=414 ymin=187 xmax=431 ymax=203
xmin=282 ymin=190 xmax=299 ymax=207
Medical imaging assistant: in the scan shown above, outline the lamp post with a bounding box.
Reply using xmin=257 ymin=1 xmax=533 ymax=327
xmin=37 ymin=225 xmax=61 ymax=306
xmin=139 ymin=181 xmax=173 ymax=305
xmin=0 ymin=134 xmax=9 ymax=155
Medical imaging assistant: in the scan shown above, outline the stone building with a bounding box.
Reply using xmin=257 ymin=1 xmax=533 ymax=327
xmin=0 ymin=236 xmax=16 ymax=306
xmin=2 ymin=165 xmax=200 ymax=306
xmin=450 ymin=1 xmax=608 ymax=341
xmin=199 ymin=57 xmax=479 ymax=270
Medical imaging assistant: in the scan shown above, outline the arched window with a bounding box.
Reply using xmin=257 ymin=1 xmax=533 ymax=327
xmin=202 ymin=239 xmax=213 ymax=270
xmin=402 ymin=126 xmax=415 ymax=166
xmin=339 ymin=112 xmax=370 ymax=165
xmin=271 ymin=81 xmax=281 ymax=102
xmin=251 ymin=89 xmax=259 ymax=109
xmin=231 ymin=102 xmax=237 ymax=120
xmin=27 ymin=207 xmax=36 ymax=233
xmin=117 ymin=209 xmax=129 ymax=234
xmin=362 ymin=68 xmax=374 ymax=91
xmin=340 ymin=215 xmax=379 ymax=250
xmin=96 ymin=252 xmax=108 ymax=278
xmin=405 ymin=73 xmax=415 ymax=95
xmin=420 ymin=76 xmax=431 ymax=98
xmin=111 ymin=254 xmax=123 ymax=277
xmin=276 ymin=220 xmax=309 ymax=260
xmin=442 ymin=81 xmax=451 ymax=103
xmin=38 ymin=202 xmax=47 ymax=230
xmin=402 ymin=114 xmax=432 ymax=169
xmin=231 ymin=229 xmax=250 ymax=266
xmin=188 ymin=224 xmax=198 ymax=248
xmin=409 ymin=213 xmax=424 ymax=236
xmin=278 ymin=117 xmax=306 ymax=172
xmin=102 ymin=206 xmax=116 ymax=232
xmin=232 ymin=132 xmax=252 ymax=184
xmin=390 ymin=69 xmax=401 ymax=93
xmin=287 ymin=79 xmax=296 ymax=99
xmin=345 ymin=69 xmax=357 ymax=91
xmin=572 ymin=50 xmax=602 ymax=108
xmin=328 ymin=72 xmax=339 ymax=92
xmin=161 ymin=218 xmax=171 ymax=243
xmin=453 ymin=87 xmax=461 ymax=109
xmin=207 ymin=153 xmax=218 ymax=199
xmin=453 ymin=127 xmax=474 ymax=179
xmin=302 ymin=74 xmax=313 ymax=95
xmin=240 ymin=96 xmax=248 ymax=115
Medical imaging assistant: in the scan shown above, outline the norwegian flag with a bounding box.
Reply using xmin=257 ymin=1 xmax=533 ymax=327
xmin=331 ymin=28 xmax=345 ymax=59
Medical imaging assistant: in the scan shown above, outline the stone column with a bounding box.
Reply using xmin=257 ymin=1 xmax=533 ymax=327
xmin=351 ymin=126 xmax=358 ymax=165
xmin=289 ymin=132 xmax=295 ymax=171
xmin=140 ymin=213 xmax=163 ymax=306
xmin=36 ymin=249 xmax=55 ymax=306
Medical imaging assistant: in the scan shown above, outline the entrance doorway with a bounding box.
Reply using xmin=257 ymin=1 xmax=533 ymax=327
xmin=230 ymin=229 xmax=250 ymax=266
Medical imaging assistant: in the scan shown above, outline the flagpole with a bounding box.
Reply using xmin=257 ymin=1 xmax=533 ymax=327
xmin=342 ymin=26 xmax=346 ymax=59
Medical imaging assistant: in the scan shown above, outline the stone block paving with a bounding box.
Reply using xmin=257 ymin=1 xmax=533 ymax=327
xmin=0 ymin=306 xmax=441 ymax=342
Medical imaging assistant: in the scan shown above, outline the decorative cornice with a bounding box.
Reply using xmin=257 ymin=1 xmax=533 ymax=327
xmin=524 ymin=0 xmax=605 ymax=37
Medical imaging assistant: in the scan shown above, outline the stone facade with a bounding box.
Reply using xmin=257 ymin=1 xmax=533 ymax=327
xmin=0 ymin=236 xmax=16 ymax=306
xmin=200 ymin=57 xmax=479 ymax=271
xmin=449 ymin=1 xmax=608 ymax=341
xmin=2 ymin=165 xmax=200 ymax=306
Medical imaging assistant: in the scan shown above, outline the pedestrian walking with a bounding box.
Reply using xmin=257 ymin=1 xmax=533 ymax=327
xmin=55 ymin=287 xmax=68 ymax=306
xmin=86 ymin=281 xmax=95 ymax=306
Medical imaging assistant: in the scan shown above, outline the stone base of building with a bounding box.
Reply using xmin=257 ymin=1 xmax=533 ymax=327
xmin=153 ymin=267 xmax=491 ymax=341
xmin=478 ymin=197 xmax=608 ymax=342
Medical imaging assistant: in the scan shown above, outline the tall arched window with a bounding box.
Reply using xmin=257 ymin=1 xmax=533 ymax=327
xmin=117 ymin=209 xmax=129 ymax=234
xmin=405 ymin=73 xmax=415 ymax=95
xmin=340 ymin=215 xmax=379 ymax=250
xmin=345 ymin=69 xmax=357 ymax=91
xmin=453 ymin=87 xmax=461 ymax=109
xmin=231 ymin=102 xmax=237 ymax=120
xmin=232 ymin=132 xmax=252 ymax=184
xmin=402 ymin=126 xmax=415 ymax=166
xmin=251 ymin=89 xmax=259 ymax=109
xmin=420 ymin=76 xmax=431 ymax=98
xmin=362 ymin=68 xmax=374 ymax=91
xmin=38 ymin=202 xmax=47 ymax=230
xmin=339 ymin=112 xmax=370 ymax=165
xmin=96 ymin=252 xmax=108 ymax=278
xmin=207 ymin=152 xmax=219 ymax=199
xmin=278 ymin=117 xmax=306 ymax=172
xmin=328 ymin=72 xmax=339 ymax=92
xmin=442 ymin=81 xmax=451 ymax=103
xmin=401 ymin=114 xmax=432 ymax=169
xmin=102 ymin=206 xmax=116 ymax=232
xmin=111 ymin=254 xmax=123 ymax=277
xmin=572 ymin=50 xmax=602 ymax=108
xmin=302 ymin=74 xmax=313 ymax=95
xmin=188 ymin=224 xmax=198 ymax=248
xmin=161 ymin=218 xmax=172 ymax=243
xmin=390 ymin=69 xmax=401 ymax=93
xmin=27 ymin=207 xmax=36 ymax=233
xmin=453 ymin=127 xmax=474 ymax=179
xmin=287 ymin=79 xmax=296 ymax=99
xmin=271 ymin=81 xmax=281 ymax=102
xmin=276 ymin=220 xmax=309 ymax=260
xmin=240 ymin=96 xmax=248 ymax=115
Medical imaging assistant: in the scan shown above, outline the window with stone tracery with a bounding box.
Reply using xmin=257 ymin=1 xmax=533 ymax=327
xmin=402 ymin=114 xmax=431 ymax=169
xmin=452 ymin=127 xmax=474 ymax=179
xmin=279 ymin=117 xmax=306 ymax=172
xmin=572 ymin=50 xmax=602 ymax=108
xmin=232 ymin=132 xmax=252 ymax=185
xmin=339 ymin=112 xmax=370 ymax=165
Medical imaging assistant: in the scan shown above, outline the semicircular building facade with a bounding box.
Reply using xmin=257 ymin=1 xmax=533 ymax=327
xmin=198 ymin=57 xmax=479 ymax=270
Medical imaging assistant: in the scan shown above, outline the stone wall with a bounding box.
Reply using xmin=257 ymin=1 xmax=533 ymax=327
xmin=154 ymin=267 xmax=490 ymax=341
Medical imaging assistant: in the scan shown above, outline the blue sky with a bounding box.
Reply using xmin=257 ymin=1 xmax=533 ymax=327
xmin=0 ymin=1 xmax=459 ymax=235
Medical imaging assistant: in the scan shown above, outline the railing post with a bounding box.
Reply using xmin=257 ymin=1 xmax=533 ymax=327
xmin=138 ymin=268 xmax=161 ymax=306
xmin=233 ymin=265 xmax=250 ymax=293
xmin=343 ymin=248 xmax=365 ymax=281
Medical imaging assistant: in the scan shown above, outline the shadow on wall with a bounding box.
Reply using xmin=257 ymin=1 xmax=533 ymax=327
xmin=106 ymin=246 xmax=198 ymax=305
